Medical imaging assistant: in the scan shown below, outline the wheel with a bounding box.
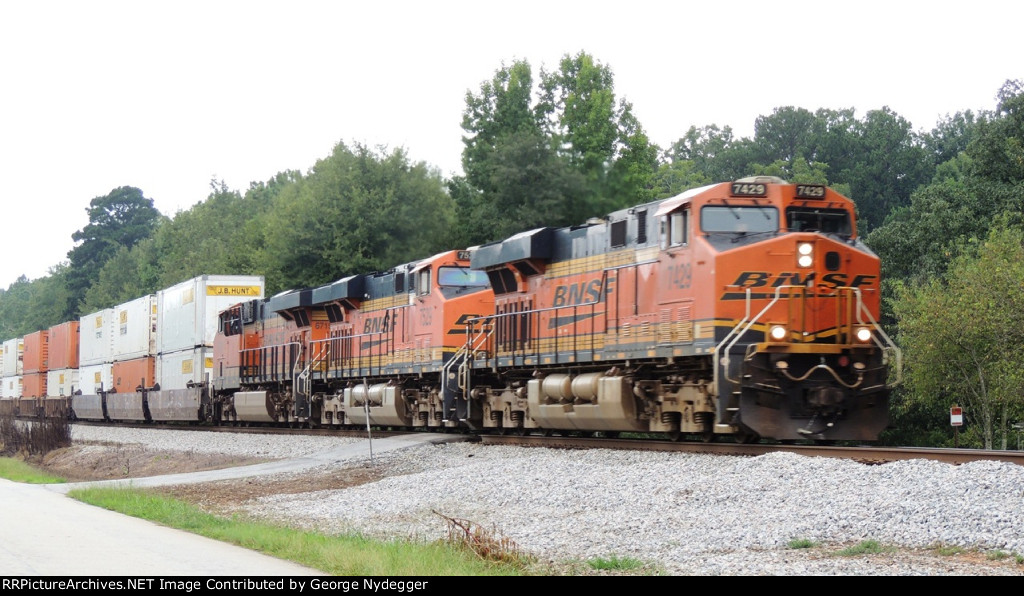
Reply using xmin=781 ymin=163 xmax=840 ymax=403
xmin=667 ymin=430 xmax=683 ymax=442
xmin=735 ymin=430 xmax=760 ymax=444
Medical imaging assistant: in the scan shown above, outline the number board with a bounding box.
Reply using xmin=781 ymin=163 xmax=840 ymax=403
xmin=731 ymin=182 xmax=767 ymax=197
xmin=795 ymin=184 xmax=826 ymax=199
xmin=456 ymin=250 xmax=472 ymax=261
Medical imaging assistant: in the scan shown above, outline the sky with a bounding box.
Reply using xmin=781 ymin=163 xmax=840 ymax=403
xmin=0 ymin=0 xmax=1021 ymax=290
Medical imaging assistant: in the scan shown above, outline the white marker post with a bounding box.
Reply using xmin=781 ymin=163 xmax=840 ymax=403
xmin=950 ymin=406 xmax=963 ymax=448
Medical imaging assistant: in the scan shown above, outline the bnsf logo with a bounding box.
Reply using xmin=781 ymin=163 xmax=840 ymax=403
xmin=730 ymin=272 xmax=877 ymax=289
xmin=363 ymin=314 xmax=393 ymax=334
xmin=552 ymin=278 xmax=615 ymax=307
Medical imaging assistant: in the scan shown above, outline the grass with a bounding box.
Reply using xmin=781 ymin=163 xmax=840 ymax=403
xmin=586 ymin=555 xmax=647 ymax=571
xmin=787 ymin=538 xmax=818 ymax=549
xmin=834 ymin=540 xmax=896 ymax=556
xmin=0 ymin=457 xmax=66 ymax=484
xmin=68 ymin=486 xmax=529 ymax=575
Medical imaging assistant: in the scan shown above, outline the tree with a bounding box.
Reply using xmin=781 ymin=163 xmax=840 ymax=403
xmin=752 ymin=106 xmax=817 ymax=166
xmin=65 ymin=186 xmax=162 ymax=317
xmin=537 ymin=51 xmax=658 ymax=215
xmin=0 ymin=266 xmax=73 ymax=340
xmin=892 ymin=219 xmax=1024 ymax=449
xmin=964 ymin=79 xmax=1024 ymax=184
xmin=456 ymin=60 xmax=586 ymax=244
xmin=261 ymin=142 xmax=455 ymax=292
xmin=845 ymin=107 xmax=932 ymax=232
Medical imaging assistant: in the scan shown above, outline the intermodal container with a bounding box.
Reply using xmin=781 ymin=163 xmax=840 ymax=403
xmin=156 ymin=347 xmax=213 ymax=391
xmin=79 ymin=363 xmax=113 ymax=395
xmin=80 ymin=308 xmax=115 ymax=366
xmin=113 ymin=294 xmax=158 ymax=361
xmin=3 ymin=376 xmax=22 ymax=398
xmin=2 ymin=338 xmax=23 ymax=377
xmin=158 ymin=275 xmax=264 ymax=354
xmin=47 ymin=368 xmax=80 ymax=397
xmin=22 ymin=331 xmax=49 ymax=374
xmin=112 ymin=356 xmax=156 ymax=394
xmin=22 ymin=372 xmax=46 ymax=398
xmin=48 ymin=321 xmax=80 ymax=369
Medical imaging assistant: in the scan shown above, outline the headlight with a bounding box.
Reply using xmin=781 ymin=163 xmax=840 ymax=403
xmin=769 ymin=325 xmax=788 ymax=341
xmin=797 ymin=242 xmax=813 ymax=268
xmin=855 ymin=326 xmax=873 ymax=343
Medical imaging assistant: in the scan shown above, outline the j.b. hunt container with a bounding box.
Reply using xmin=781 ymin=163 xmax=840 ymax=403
xmin=158 ymin=275 xmax=265 ymax=354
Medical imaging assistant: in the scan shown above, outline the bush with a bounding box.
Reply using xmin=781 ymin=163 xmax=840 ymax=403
xmin=0 ymin=412 xmax=71 ymax=456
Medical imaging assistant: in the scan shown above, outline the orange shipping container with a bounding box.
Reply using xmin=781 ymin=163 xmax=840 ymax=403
xmin=48 ymin=321 xmax=80 ymax=369
xmin=22 ymin=331 xmax=49 ymax=374
xmin=22 ymin=372 xmax=47 ymax=398
xmin=112 ymin=356 xmax=156 ymax=394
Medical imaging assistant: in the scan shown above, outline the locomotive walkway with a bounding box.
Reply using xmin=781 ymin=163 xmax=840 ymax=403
xmin=1 ymin=433 xmax=469 ymax=576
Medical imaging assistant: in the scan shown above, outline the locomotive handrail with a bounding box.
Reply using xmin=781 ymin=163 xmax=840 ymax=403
xmin=464 ymin=298 xmax=601 ymax=369
xmin=714 ymin=286 xmax=902 ymax=388
xmin=240 ymin=341 xmax=302 ymax=384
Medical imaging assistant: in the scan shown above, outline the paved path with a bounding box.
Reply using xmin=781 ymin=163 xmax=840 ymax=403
xmin=2 ymin=433 xmax=470 ymax=576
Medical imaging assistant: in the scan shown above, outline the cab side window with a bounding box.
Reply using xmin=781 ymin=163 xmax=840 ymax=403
xmin=417 ymin=269 xmax=431 ymax=296
xmin=660 ymin=210 xmax=688 ymax=249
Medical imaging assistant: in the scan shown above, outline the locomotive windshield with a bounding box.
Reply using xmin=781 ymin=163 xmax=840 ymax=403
xmin=785 ymin=207 xmax=852 ymax=236
xmin=438 ymin=266 xmax=490 ymax=287
xmin=701 ymin=206 xmax=779 ymax=234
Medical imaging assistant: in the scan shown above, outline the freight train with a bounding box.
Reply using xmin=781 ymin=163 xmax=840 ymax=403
xmin=0 ymin=177 xmax=901 ymax=443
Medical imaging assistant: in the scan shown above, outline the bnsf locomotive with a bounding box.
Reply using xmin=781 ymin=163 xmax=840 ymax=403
xmin=207 ymin=176 xmax=901 ymax=443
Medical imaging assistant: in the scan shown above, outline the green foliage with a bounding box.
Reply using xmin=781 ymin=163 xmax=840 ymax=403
xmin=459 ymin=51 xmax=658 ymax=246
xmin=0 ymin=267 xmax=74 ymax=340
xmin=262 ymin=142 xmax=455 ymax=292
xmin=834 ymin=540 xmax=894 ymax=556
xmin=65 ymin=187 xmax=162 ymax=318
xmin=586 ymin=555 xmax=646 ymax=571
xmin=891 ymin=219 xmax=1024 ymax=449
xmin=787 ymin=538 xmax=818 ymax=549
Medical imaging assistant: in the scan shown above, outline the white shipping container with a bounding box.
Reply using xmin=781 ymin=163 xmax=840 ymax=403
xmin=156 ymin=347 xmax=213 ymax=391
xmin=79 ymin=363 xmax=114 ymax=395
xmin=47 ymin=368 xmax=80 ymax=397
xmin=112 ymin=294 xmax=158 ymax=361
xmin=3 ymin=376 xmax=22 ymax=399
xmin=158 ymin=274 xmax=264 ymax=354
xmin=79 ymin=308 xmax=115 ymax=366
xmin=2 ymin=338 xmax=24 ymax=377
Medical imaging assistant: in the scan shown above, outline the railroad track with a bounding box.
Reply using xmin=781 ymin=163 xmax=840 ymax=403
xmin=68 ymin=420 xmax=1024 ymax=467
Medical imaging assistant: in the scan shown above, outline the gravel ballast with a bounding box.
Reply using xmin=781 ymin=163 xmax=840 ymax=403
xmin=68 ymin=425 xmax=1024 ymax=575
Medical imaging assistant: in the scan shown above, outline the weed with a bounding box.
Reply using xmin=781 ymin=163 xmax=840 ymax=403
xmin=587 ymin=555 xmax=645 ymax=571
xmin=935 ymin=544 xmax=966 ymax=556
xmin=433 ymin=510 xmax=531 ymax=567
xmin=834 ymin=540 xmax=895 ymax=556
xmin=788 ymin=538 xmax=818 ymax=549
